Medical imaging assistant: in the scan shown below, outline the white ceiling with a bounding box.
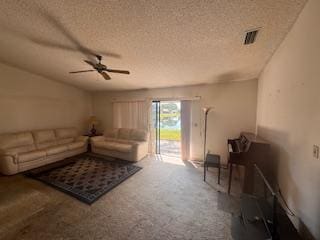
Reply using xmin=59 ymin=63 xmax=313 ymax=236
xmin=0 ymin=0 xmax=306 ymax=91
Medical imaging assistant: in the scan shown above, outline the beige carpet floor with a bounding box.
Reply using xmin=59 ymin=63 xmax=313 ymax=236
xmin=0 ymin=154 xmax=241 ymax=240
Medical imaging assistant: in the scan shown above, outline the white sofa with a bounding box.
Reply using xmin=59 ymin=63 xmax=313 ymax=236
xmin=91 ymin=128 xmax=148 ymax=162
xmin=0 ymin=128 xmax=88 ymax=175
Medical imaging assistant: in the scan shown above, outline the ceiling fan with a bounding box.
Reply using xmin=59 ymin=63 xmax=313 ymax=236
xmin=69 ymin=55 xmax=130 ymax=80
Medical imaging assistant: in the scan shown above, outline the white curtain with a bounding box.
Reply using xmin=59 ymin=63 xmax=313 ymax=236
xmin=181 ymin=100 xmax=192 ymax=161
xmin=113 ymin=101 xmax=148 ymax=129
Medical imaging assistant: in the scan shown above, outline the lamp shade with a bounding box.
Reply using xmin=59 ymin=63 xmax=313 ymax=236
xmin=88 ymin=116 xmax=99 ymax=125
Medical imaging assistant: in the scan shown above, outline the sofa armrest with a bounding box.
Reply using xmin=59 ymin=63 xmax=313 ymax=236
xmin=76 ymin=136 xmax=89 ymax=143
xmin=0 ymin=154 xmax=18 ymax=175
xmin=0 ymin=149 xmax=18 ymax=159
xmin=0 ymin=149 xmax=18 ymax=175
xmin=130 ymin=141 xmax=149 ymax=161
xmin=90 ymin=136 xmax=105 ymax=144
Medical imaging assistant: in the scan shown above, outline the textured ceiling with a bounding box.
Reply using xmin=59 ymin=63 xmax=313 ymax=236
xmin=0 ymin=0 xmax=307 ymax=91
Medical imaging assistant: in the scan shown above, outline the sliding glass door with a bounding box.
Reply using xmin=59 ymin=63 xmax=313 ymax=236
xmin=152 ymin=100 xmax=181 ymax=157
xmin=152 ymin=101 xmax=160 ymax=154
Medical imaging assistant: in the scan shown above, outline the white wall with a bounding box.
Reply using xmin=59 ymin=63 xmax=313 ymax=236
xmin=256 ymin=0 xmax=320 ymax=239
xmin=93 ymin=79 xmax=258 ymax=163
xmin=0 ymin=63 xmax=92 ymax=134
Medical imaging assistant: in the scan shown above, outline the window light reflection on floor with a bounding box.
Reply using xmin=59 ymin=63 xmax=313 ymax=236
xmin=155 ymin=154 xmax=186 ymax=166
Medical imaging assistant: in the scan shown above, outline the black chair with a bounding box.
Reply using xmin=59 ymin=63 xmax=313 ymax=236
xmin=204 ymin=153 xmax=221 ymax=184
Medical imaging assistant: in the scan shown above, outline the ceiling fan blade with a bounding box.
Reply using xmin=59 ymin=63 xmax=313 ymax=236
xmin=84 ymin=60 xmax=96 ymax=67
xmin=69 ymin=70 xmax=96 ymax=73
xmin=106 ymin=69 xmax=130 ymax=74
xmin=100 ymin=72 xmax=111 ymax=80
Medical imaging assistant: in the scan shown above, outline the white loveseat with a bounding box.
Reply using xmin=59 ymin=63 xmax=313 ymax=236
xmin=0 ymin=128 xmax=88 ymax=175
xmin=91 ymin=128 xmax=148 ymax=162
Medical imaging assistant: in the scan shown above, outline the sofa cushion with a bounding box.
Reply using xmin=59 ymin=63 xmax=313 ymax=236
xmin=18 ymin=150 xmax=46 ymax=163
xmin=55 ymin=128 xmax=77 ymax=139
xmin=7 ymin=145 xmax=36 ymax=155
xmin=130 ymin=129 xmax=148 ymax=141
xmin=118 ymin=128 xmax=131 ymax=140
xmin=0 ymin=132 xmax=34 ymax=150
xmin=104 ymin=129 xmax=119 ymax=138
xmin=76 ymin=136 xmax=88 ymax=142
xmin=115 ymin=139 xmax=141 ymax=145
xmin=33 ymin=130 xmax=56 ymax=143
xmin=33 ymin=130 xmax=57 ymax=149
xmin=90 ymin=136 xmax=105 ymax=144
xmin=45 ymin=145 xmax=68 ymax=155
xmin=68 ymin=141 xmax=85 ymax=150
xmin=94 ymin=141 xmax=132 ymax=153
xmin=37 ymin=141 xmax=58 ymax=150
xmin=57 ymin=137 xmax=74 ymax=145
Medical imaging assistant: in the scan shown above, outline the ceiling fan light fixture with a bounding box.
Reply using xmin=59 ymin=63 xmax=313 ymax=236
xmin=69 ymin=55 xmax=130 ymax=80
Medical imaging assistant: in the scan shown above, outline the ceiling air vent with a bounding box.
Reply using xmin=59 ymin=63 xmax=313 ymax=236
xmin=244 ymin=29 xmax=259 ymax=45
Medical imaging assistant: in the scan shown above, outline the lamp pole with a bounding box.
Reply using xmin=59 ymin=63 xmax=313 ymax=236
xmin=204 ymin=111 xmax=208 ymax=162
xmin=203 ymin=107 xmax=213 ymax=162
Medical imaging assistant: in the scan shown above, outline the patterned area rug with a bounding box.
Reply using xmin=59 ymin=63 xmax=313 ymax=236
xmin=26 ymin=154 xmax=142 ymax=204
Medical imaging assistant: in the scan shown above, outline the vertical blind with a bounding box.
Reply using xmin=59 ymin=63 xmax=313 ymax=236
xmin=113 ymin=101 xmax=149 ymax=130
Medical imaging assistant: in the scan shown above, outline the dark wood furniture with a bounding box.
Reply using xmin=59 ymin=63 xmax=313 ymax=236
xmin=227 ymin=132 xmax=270 ymax=194
xmin=84 ymin=133 xmax=103 ymax=152
xmin=204 ymin=154 xmax=221 ymax=184
xmin=84 ymin=133 xmax=103 ymax=137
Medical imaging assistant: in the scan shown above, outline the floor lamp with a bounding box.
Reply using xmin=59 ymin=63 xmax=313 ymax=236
xmin=203 ymin=107 xmax=213 ymax=161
